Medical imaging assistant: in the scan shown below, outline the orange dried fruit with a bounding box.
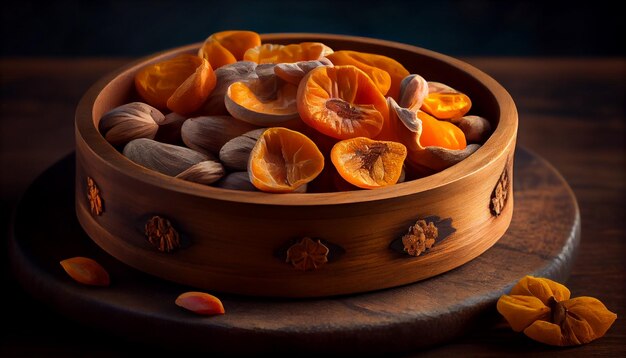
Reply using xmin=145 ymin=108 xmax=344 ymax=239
xmin=175 ymin=291 xmax=225 ymax=316
xmin=422 ymin=82 xmax=472 ymax=121
xmin=248 ymin=127 xmax=324 ymax=193
xmin=244 ymin=42 xmax=333 ymax=64
xmin=204 ymin=30 xmax=261 ymax=61
xmin=297 ymin=65 xmax=388 ymax=140
xmin=135 ymin=54 xmax=203 ymax=110
xmin=326 ymin=50 xmax=409 ymax=99
xmin=166 ymin=58 xmax=217 ymax=115
xmin=198 ymin=40 xmax=237 ymax=69
xmin=60 ymin=257 xmax=110 ymax=287
xmin=331 ymin=137 xmax=407 ymax=189
xmin=225 ymin=64 xmax=299 ymax=125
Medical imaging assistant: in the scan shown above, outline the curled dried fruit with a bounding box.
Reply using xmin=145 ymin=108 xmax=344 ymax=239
xmin=166 ymin=58 xmax=217 ymax=115
xmin=327 ymin=50 xmax=409 ymax=99
xmin=200 ymin=30 xmax=261 ymax=61
xmin=175 ymin=291 xmax=225 ymax=316
xmin=98 ymin=102 xmax=164 ymax=146
xmin=422 ymin=82 xmax=472 ymax=121
xmin=331 ymin=137 xmax=407 ymax=189
xmin=60 ymin=257 xmax=110 ymax=286
xmin=244 ymin=42 xmax=333 ymax=64
xmin=225 ymin=65 xmax=299 ymax=125
xmin=134 ymin=54 xmax=203 ymax=110
xmin=248 ymin=127 xmax=324 ymax=193
xmin=497 ymin=276 xmax=617 ymax=346
xmin=297 ymin=65 xmax=388 ymax=140
xmin=198 ymin=40 xmax=236 ymax=69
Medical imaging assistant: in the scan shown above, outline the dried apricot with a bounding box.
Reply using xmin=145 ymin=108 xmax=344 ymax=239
xmin=175 ymin=291 xmax=225 ymax=316
xmin=244 ymin=42 xmax=333 ymax=64
xmin=135 ymin=54 xmax=203 ymax=110
xmin=225 ymin=64 xmax=299 ymax=125
xmin=331 ymin=137 xmax=407 ymax=189
xmin=203 ymin=30 xmax=261 ymax=60
xmin=326 ymin=50 xmax=409 ymax=99
xmin=248 ymin=127 xmax=324 ymax=193
xmin=198 ymin=40 xmax=237 ymax=69
xmin=60 ymin=257 xmax=110 ymax=287
xmin=297 ymin=65 xmax=388 ymax=140
xmin=167 ymin=58 xmax=216 ymax=115
xmin=422 ymin=82 xmax=472 ymax=120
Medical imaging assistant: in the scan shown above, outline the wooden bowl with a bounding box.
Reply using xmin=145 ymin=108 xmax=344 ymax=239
xmin=75 ymin=33 xmax=517 ymax=297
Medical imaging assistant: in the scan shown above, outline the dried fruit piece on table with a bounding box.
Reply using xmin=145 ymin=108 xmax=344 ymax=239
xmin=134 ymin=54 xmax=203 ymax=110
xmin=274 ymin=58 xmax=333 ymax=85
xmin=422 ymin=81 xmax=472 ymax=121
xmin=175 ymin=291 xmax=225 ymax=316
xmin=200 ymin=30 xmax=261 ymax=62
xmin=98 ymin=102 xmax=164 ymax=146
xmin=326 ymin=50 xmax=409 ymax=99
xmin=175 ymin=160 xmax=225 ymax=185
xmin=197 ymin=61 xmax=258 ymax=115
xmin=331 ymin=137 xmax=407 ymax=189
xmin=219 ymin=128 xmax=265 ymax=171
xmin=497 ymin=276 xmax=617 ymax=346
xmin=244 ymin=42 xmax=333 ymax=64
xmin=123 ymin=138 xmax=211 ymax=177
xmin=181 ymin=115 xmax=259 ymax=156
xmin=167 ymin=58 xmax=217 ymax=115
xmin=248 ymin=127 xmax=324 ymax=193
xmin=60 ymin=257 xmax=110 ymax=286
xmin=225 ymin=64 xmax=300 ymax=125
xmin=297 ymin=65 xmax=388 ymax=140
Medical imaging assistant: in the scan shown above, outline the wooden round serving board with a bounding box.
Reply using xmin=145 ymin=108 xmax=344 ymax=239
xmin=9 ymin=147 xmax=579 ymax=354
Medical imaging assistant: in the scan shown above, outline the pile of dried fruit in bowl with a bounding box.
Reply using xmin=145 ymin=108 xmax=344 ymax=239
xmin=99 ymin=30 xmax=492 ymax=193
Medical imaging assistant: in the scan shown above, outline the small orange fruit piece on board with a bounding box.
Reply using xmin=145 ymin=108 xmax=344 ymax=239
xmin=297 ymin=65 xmax=388 ymax=140
xmin=244 ymin=42 xmax=333 ymax=64
xmin=248 ymin=127 xmax=324 ymax=193
xmin=60 ymin=257 xmax=110 ymax=287
xmin=175 ymin=291 xmax=225 ymax=316
xmin=331 ymin=137 xmax=407 ymax=189
xmin=167 ymin=58 xmax=217 ymax=115
xmin=204 ymin=30 xmax=261 ymax=61
xmin=135 ymin=54 xmax=203 ymax=110
xmin=326 ymin=50 xmax=409 ymax=99
xmin=198 ymin=40 xmax=237 ymax=69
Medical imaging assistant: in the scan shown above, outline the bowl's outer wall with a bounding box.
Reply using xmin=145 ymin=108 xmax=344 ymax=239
xmin=75 ymin=34 xmax=517 ymax=297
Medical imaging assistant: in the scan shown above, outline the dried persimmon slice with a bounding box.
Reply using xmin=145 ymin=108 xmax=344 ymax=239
xmin=135 ymin=54 xmax=203 ymax=110
xmin=244 ymin=42 xmax=333 ymax=64
xmin=331 ymin=137 xmax=407 ymax=189
xmin=422 ymin=82 xmax=472 ymax=121
xmin=204 ymin=30 xmax=261 ymax=60
xmin=248 ymin=127 xmax=324 ymax=193
xmin=297 ymin=65 xmax=388 ymax=140
xmin=167 ymin=58 xmax=217 ymax=115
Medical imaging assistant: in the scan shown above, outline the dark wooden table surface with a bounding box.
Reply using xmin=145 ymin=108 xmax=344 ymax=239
xmin=1 ymin=57 xmax=624 ymax=356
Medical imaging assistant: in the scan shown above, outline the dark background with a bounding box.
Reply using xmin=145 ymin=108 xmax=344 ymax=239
xmin=1 ymin=0 xmax=624 ymax=57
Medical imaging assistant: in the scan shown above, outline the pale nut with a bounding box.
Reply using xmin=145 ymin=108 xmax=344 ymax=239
xmin=219 ymin=128 xmax=265 ymax=170
xmin=399 ymin=74 xmax=429 ymax=112
xmin=176 ymin=160 xmax=225 ymax=185
xmin=458 ymin=115 xmax=492 ymax=143
xmin=155 ymin=112 xmax=187 ymax=144
xmin=274 ymin=58 xmax=333 ymax=86
xmin=98 ymin=102 xmax=164 ymax=145
xmin=197 ymin=61 xmax=258 ymax=115
xmin=181 ymin=116 xmax=259 ymax=156
xmin=123 ymin=138 xmax=212 ymax=177
xmin=216 ymin=171 xmax=258 ymax=191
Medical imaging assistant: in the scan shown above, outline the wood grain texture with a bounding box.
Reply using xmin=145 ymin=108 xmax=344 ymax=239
xmin=9 ymin=148 xmax=577 ymax=353
xmin=74 ymin=34 xmax=517 ymax=297
xmin=1 ymin=58 xmax=623 ymax=356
